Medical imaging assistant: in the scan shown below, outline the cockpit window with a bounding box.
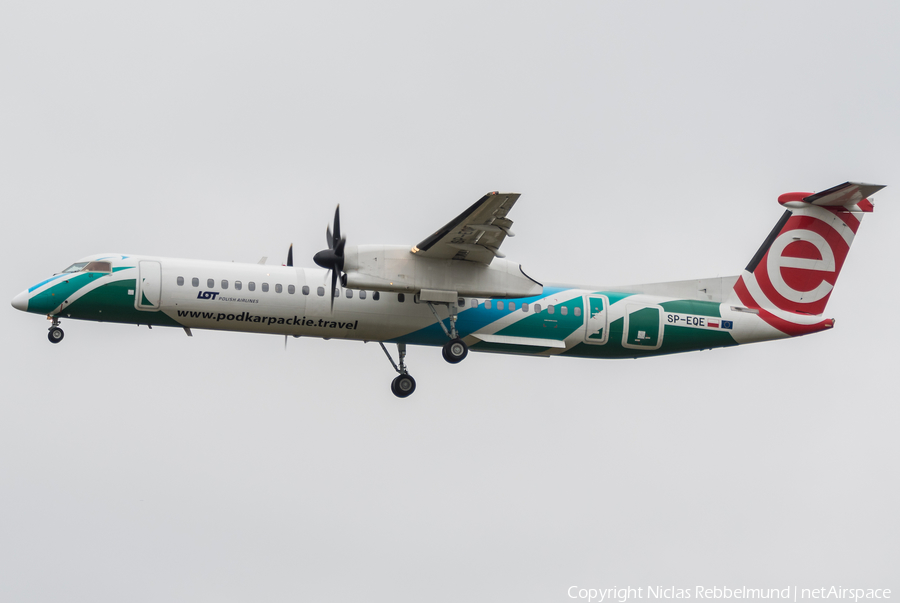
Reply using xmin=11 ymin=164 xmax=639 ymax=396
xmin=84 ymin=261 xmax=112 ymax=273
xmin=61 ymin=261 xmax=112 ymax=274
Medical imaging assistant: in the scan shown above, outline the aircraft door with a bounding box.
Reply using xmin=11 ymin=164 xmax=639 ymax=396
xmin=136 ymin=261 xmax=162 ymax=310
xmin=583 ymin=295 xmax=609 ymax=344
xmin=622 ymin=304 xmax=664 ymax=350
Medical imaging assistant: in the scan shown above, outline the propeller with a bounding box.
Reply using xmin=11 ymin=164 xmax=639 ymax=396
xmin=313 ymin=204 xmax=346 ymax=311
xmin=285 ymin=243 xmax=294 ymax=349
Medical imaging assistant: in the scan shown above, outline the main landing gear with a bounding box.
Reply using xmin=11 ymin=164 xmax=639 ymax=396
xmin=442 ymin=338 xmax=468 ymax=364
xmin=380 ymin=342 xmax=417 ymax=398
xmin=426 ymin=301 xmax=469 ymax=364
xmin=48 ymin=317 xmax=64 ymax=344
xmin=378 ymin=299 xmax=470 ymax=398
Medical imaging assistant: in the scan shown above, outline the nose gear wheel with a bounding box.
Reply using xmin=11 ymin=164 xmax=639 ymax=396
xmin=48 ymin=326 xmax=64 ymax=343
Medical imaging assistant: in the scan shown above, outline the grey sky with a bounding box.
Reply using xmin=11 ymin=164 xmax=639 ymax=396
xmin=1 ymin=2 xmax=898 ymax=601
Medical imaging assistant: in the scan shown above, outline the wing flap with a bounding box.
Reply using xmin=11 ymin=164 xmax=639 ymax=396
xmin=412 ymin=192 xmax=520 ymax=264
xmin=473 ymin=333 xmax=567 ymax=348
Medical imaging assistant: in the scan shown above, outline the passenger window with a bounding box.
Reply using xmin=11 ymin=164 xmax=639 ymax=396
xmin=497 ymin=301 xmax=504 ymax=310
xmin=548 ymin=305 xmax=555 ymax=314
xmin=288 ymin=285 xmax=295 ymax=294
xmin=177 ymin=276 xmax=184 ymax=286
xmin=192 ymin=277 xmax=199 ymax=287
xmin=534 ymin=303 xmax=542 ymax=312
xmin=262 ymin=283 xmax=269 ymax=292
xmin=221 ymin=280 xmax=229 ymax=289
xmin=359 ymin=290 xmax=367 ymax=299
xmin=574 ymin=307 xmax=581 ymax=317
xmin=275 ymin=284 xmax=282 ymax=293
xmin=560 ymin=306 xmax=568 ymax=316
xmin=485 ymin=300 xmax=492 ymax=309
xmin=373 ymin=291 xmax=380 ymax=301
xmin=334 ymin=288 xmax=340 ymax=298
xmin=207 ymin=278 xmax=214 ymax=288
xmin=458 ymin=297 xmax=465 ymax=307
xmin=317 ymin=286 xmax=325 ymax=296
xmin=398 ymin=293 xmax=405 ymax=303
xmin=248 ymin=282 xmax=256 ymax=291
xmin=509 ymin=302 xmax=516 ymax=311
xmin=471 ymin=299 xmax=478 ymax=308
xmin=302 ymin=285 xmax=310 ymax=295
xmin=522 ymin=302 xmax=529 ymax=312
xmin=346 ymin=289 xmax=353 ymax=298
xmin=235 ymin=281 xmax=242 ymax=290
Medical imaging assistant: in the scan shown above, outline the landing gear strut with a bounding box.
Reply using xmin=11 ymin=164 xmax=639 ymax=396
xmin=379 ymin=342 xmax=417 ymax=398
xmin=48 ymin=317 xmax=64 ymax=344
xmin=426 ymin=301 xmax=469 ymax=364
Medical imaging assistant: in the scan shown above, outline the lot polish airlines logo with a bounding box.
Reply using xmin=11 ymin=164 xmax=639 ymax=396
xmin=197 ymin=291 xmax=220 ymax=300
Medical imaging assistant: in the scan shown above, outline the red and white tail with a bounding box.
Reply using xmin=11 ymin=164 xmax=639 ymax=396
xmin=732 ymin=182 xmax=884 ymax=336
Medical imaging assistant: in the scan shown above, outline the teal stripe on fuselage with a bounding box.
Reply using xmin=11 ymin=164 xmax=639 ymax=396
xmin=28 ymin=272 xmax=103 ymax=314
xmin=389 ymin=286 xmax=569 ymax=345
xmin=28 ymin=274 xmax=66 ymax=293
xmin=26 ymin=267 xmax=134 ymax=315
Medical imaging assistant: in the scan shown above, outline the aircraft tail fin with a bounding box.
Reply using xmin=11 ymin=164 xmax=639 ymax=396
xmin=731 ymin=182 xmax=884 ymax=335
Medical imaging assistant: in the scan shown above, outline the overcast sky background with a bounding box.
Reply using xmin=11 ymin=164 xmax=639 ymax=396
xmin=1 ymin=2 xmax=898 ymax=602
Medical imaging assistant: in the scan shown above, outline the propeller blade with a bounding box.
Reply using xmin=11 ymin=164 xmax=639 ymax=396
xmin=326 ymin=225 xmax=333 ymax=250
xmin=286 ymin=243 xmax=293 ymax=267
xmin=284 ymin=335 xmax=288 ymax=351
xmin=330 ymin=269 xmax=338 ymax=312
xmin=333 ymin=205 xmax=341 ymax=247
xmin=335 ymin=237 xmax=346 ymax=270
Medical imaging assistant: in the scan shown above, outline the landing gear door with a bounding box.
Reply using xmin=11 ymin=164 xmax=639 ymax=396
xmin=583 ymin=295 xmax=609 ymax=344
xmin=136 ymin=261 xmax=162 ymax=311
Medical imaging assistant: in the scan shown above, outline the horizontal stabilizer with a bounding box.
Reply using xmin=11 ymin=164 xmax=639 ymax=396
xmin=802 ymin=182 xmax=884 ymax=209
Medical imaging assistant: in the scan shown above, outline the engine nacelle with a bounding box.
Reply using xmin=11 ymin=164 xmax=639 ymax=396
xmin=341 ymin=245 xmax=542 ymax=298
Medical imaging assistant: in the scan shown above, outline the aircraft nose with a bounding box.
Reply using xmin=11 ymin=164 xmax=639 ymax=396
xmin=11 ymin=290 xmax=29 ymax=312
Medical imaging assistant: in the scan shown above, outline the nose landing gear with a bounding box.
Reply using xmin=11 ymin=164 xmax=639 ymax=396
xmin=48 ymin=317 xmax=64 ymax=344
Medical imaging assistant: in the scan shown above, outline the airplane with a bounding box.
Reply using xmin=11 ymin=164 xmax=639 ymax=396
xmin=11 ymin=181 xmax=883 ymax=398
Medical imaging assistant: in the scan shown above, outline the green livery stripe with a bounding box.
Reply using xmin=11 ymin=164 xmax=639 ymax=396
xmin=61 ymin=279 xmax=181 ymax=327
xmin=658 ymin=325 xmax=737 ymax=353
xmin=563 ymin=314 xmax=737 ymax=358
xmin=660 ymin=299 xmax=721 ymax=317
xmin=28 ymin=272 xmax=103 ymax=314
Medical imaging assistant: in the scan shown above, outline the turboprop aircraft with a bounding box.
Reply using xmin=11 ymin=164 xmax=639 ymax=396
xmin=11 ymin=181 xmax=884 ymax=397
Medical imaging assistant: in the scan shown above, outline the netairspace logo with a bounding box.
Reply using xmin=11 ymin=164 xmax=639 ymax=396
xmin=567 ymin=586 xmax=892 ymax=603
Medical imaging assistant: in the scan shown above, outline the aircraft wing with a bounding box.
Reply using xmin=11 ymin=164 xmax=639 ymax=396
xmin=411 ymin=192 xmax=519 ymax=264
